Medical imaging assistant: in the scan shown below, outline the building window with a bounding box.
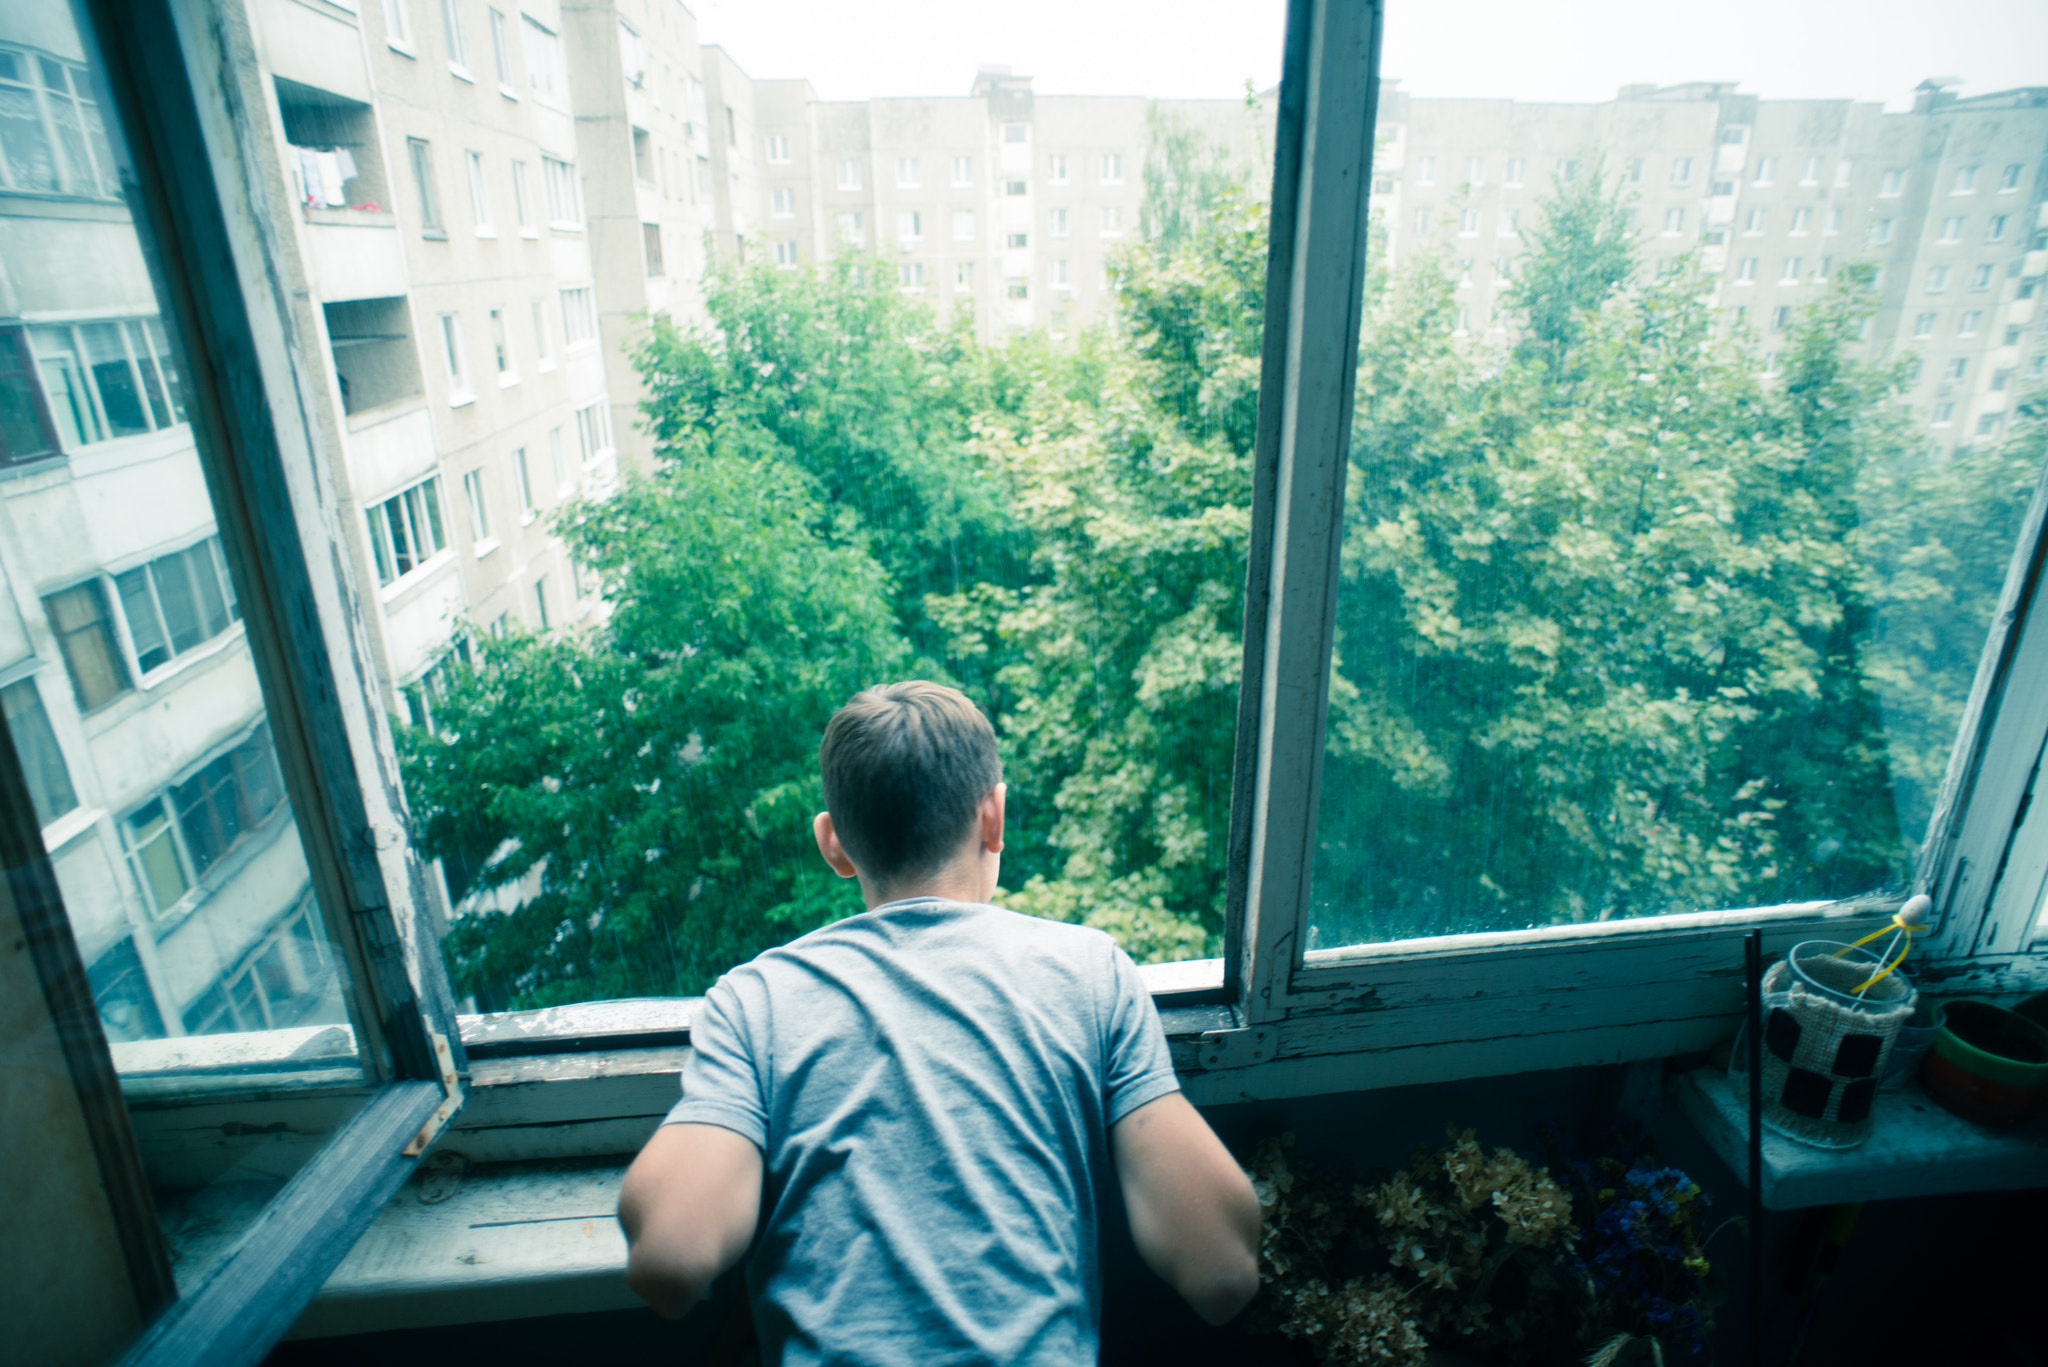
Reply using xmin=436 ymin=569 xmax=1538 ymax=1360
xmin=1976 ymin=413 xmax=2002 ymax=437
xmin=952 ymin=208 xmax=974 ymax=241
xmin=1771 ymin=305 xmax=1791 ymax=331
xmin=43 ymin=581 xmax=131 ymax=712
xmin=531 ymin=299 xmax=551 ymax=369
xmin=724 ymin=106 xmax=736 ymax=148
xmin=1099 ymin=152 xmax=1123 ymax=184
xmin=0 ymin=329 xmax=60 ymax=466
xmin=1454 ymin=306 xmax=1470 ymax=332
xmin=487 ymin=7 xmax=513 ymax=84
xmin=771 ymin=187 xmax=795 ymax=217
xmin=24 ymin=318 xmax=184 ymax=449
xmin=559 ymin=286 xmax=596 ymax=345
xmin=437 ymin=312 xmax=469 ymax=398
xmin=1050 ymin=258 xmax=1069 ymax=288
xmin=2000 ymin=163 xmax=2023 ymax=192
xmin=1464 ymin=155 xmax=1484 ymax=184
xmin=1005 ymin=283 xmax=1028 ymax=300
xmin=1834 ymin=159 xmax=1853 ymax=188
xmin=1458 ymin=208 xmax=1479 ymax=236
xmin=521 ymin=16 xmax=564 ymax=104
xmin=837 ymin=159 xmax=861 ymax=191
xmin=765 ymin=134 xmax=790 ymax=164
xmin=897 ymin=209 xmax=922 ymax=241
xmin=1005 ymin=232 xmax=1028 ymax=248
xmin=616 ymin=21 xmax=642 ymax=86
xmin=1415 ymin=155 xmax=1435 ymax=186
xmin=1048 ymin=207 xmax=1069 ymax=239
xmin=1455 ymin=259 xmax=1473 ymax=287
xmin=1958 ymin=311 xmax=1982 ymax=337
xmin=1972 ymin=264 xmax=1994 ymax=291
xmin=117 ymin=537 xmax=239 ymax=674
xmin=121 ymin=726 xmax=287 ymax=920
xmin=1669 ymin=156 xmax=1692 ymax=186
xmin=1912 ymin=311 xmax=1937 ymax=338
xmin=1992 ymin=368 xmax=2013 ymax=391
xmin=533 ymin=576 xmax=549 ymax=631
xmin=1788 ymin=207 xmax=1810 ymax=235
xmin=1498 ymin=208 xmax=1519 ymax=236
xmin=1048 ymin=154 xmax=1068 ymax=184
xmin=1867 ymin=219 xmax=1893 ymax=247
xmin=1711 ymin=179 xmax=1735 ymax=197
xmin=510 ymin=158 xmax=532 ymax=231
xmin=515 ymin=447 xmax=534 ymax=521
xmin=407 ymin=138 xmax=442 ymax=234
xmin=1880 ymin=168 xmax=1904 ymax=196
xmin=1003 ymin=123 xmax=1027 ymax=144
xmin=1987 ymin=214 xmax=2009 ymax=243
xmin=381 ymin=0 xmax=412 ymax=46
xmin=1951 ymin=165 xmax=1977 ymax=194
xmin=1932 ymin=401 xmax=1955 ymax=426
xmin=642 ymin=223 xmax=663 ymax=276
xmin=575 ymin=400 xmax=612 ymax=463
xmin=1503 ymin=157 xmax=1524 ymax=187
xmin=837 ymin=211 xmax=862 ymax=245
xmin=1926 ymin=265 xmax=1950 ymax=293
xmin=1412 ymin=207 xmax=1430 ymax=236
xmin=1800 ymin=156 xmax=1821 ymax=185
xmin=1825 ymin=207 xmax=1843 ymax=236
xmin=466 ymin=150 xmax=491 ymax=233
xmin=1753 ymin=156 xmax=1776 ymax=185
xmin=898 ymin=262 xmax=925 ymax=290
xmin=896 ymin=157 xmax=919 ymax=188
xmin=541 ymin=155 xmax=582 ymax=227
xmin=774 ymin=240 xmax=798 ymax=267
xmin=1939 ymin=215 xmax=1964 ymax=243
xmin=1099 ymin=206 xmax=1121 ymax=237
xmin=954 ymin=261 xmax=973 ymax=288
xmin=1736 ymin=257 xmax=1757 ymax=283
xmin=1945 ymin=357 xmax=1968 ymax=382
xmin=1743 ymin=208 xmax=1765 ymax=234
xmin=1780 ymin=258 xmax=1800 ymax=283
xmin=1 ymin=678 xmax=77 ymax=827
xmin=1004 ymin=179 xmax=1027 ymax=197
xmin=1663 ymin=208 xmax=1684 ymax=235
xmin=364 ymin=475 xmax=447 ymax=586
xmin=1817 ymin=256 xmax=1832 ymax=280
xmin=439 ymin=0 xmax=469 ymax=70
xmin=462 ymin=468 xmax=491 ymax=546
xmin=950 ymin=155 xmax=971 ymax=185
xmin=0 ymin=48 xmax=118 ymax=196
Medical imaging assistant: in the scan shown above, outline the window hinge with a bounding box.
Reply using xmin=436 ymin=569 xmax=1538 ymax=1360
xmin=402 ymin=1029 xmax=465 ymax=1157
xmin=1197 ymin=1026 xmax=1273 ymax=1071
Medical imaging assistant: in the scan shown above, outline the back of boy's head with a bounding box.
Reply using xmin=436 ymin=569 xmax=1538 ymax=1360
xmin=820 ymin=681 xmax=1002 ymax=884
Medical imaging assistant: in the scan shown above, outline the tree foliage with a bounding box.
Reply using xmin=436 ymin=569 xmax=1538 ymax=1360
xmin=398 ymin=147 xmax=2044 ymax=1008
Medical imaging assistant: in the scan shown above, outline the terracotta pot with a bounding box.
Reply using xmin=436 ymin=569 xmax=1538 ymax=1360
xmin=1918 ymin=999 xmax=2048 ymax=1126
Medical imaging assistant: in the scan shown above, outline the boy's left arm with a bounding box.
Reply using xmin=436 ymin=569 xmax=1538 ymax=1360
xmin=617 ymin=1122 xmax=763 ymax=1319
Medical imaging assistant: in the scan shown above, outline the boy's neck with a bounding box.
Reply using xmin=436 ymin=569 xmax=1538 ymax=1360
xmin=859 ymin=858 xmax=994 ymax=911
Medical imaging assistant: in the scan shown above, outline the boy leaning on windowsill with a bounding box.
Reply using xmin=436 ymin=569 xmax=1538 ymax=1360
xmin=617 ymin=680 xmax=1262 ymax=1365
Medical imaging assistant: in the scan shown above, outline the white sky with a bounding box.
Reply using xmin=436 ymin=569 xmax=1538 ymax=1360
xmin=691 ymin=0 xmax=2047 ymax=110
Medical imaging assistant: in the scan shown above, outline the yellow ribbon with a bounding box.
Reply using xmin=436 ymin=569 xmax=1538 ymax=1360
xmin=1831 ymin=911 xmax=1921 ymax=995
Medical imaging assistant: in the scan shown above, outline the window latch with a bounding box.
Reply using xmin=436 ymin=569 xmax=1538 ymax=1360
xmin=1197 ymin=1026 xmax=1273 ymax=1071
xmin=402 ymin=1029 xmax=466 ymax=1157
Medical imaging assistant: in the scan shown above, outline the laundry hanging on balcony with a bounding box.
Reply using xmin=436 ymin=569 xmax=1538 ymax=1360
xmin=294 ymin=145 xmax=359 ymax=209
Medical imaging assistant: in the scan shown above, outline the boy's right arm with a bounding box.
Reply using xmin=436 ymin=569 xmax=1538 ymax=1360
xmin=617 ymin=1122 xmax=763 ymax=1319
xmin=1110 ymin=1091 xmax=1262 ymax=1325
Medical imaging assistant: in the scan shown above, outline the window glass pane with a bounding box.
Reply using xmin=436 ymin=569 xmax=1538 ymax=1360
xmin=1 ymin=675 xmax=79 ymax=825
xmin=1 ymin=0 xmax=367 ymax=1307
xmin=1306 ymin=10 xmax=2048 ymax=953
xmin=388 ymin=3 xmax=1286 ymax=1010
xmin=0 ymin=328 xmax=60 ymax=463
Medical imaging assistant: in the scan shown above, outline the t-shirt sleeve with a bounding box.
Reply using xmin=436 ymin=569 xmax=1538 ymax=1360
xmin=663 ymin=978 xmax=769 ymax=1150
xmin=1102 ymin=944 xmax=1181 ymax=1126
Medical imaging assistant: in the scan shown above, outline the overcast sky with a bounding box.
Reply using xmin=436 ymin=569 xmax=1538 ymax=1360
xmin=692 ymin=0 xmax=2047 ymax=110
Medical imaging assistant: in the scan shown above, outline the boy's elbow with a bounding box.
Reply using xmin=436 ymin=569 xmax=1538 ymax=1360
xmin=625 ymin=1242 xmax=716 ymax=1320
xmin=1183 ymin=1255 xmax=1260 ymax=1326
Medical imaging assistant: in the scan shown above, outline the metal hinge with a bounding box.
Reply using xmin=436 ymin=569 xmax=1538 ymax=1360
xmin=1197 ymin=1026 xmax=1273 ymax=1070
xmin=402 ymin=1029 xmax=465 ymax=1157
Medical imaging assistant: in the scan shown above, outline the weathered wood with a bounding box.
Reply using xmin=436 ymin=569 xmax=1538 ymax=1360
xmin=117 ymin=1081 xmax=444 ymax=1367
xmin=1675 ymin=1066 xmax=2048 ymax=1209
xmin=459 ymin=998 xmax=698 ymax=1058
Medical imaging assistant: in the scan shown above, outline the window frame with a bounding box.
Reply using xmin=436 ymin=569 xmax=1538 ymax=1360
xmin=50 ymin=2 xmax=466 ymax=1361
xmin=49 ymin=6 xmax=2048 ymax=1359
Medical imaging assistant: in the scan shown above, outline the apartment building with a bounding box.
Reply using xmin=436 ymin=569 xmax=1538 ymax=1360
xmin=1 ymin=6 xmax=339 ymax=1045
xmin=752 ymin=65 xmax=1269 ymax=341
xmin=1373 ymin=80 xmax=2048 ymax=454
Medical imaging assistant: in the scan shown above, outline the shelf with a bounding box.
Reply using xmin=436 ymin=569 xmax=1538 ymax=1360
xmin=1673 ymin=1066 xmax=2048 ymax=1209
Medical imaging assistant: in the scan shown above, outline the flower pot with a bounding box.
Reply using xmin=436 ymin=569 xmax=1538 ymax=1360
xmin=1734 ymin=940 xmax=1916 ymax=1148
xmin=1918 ymin=999 xmax=2048 ymax=1127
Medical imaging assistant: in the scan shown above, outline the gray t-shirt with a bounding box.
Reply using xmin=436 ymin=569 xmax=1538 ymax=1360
xmin=664 ymin=896 xmax=1181 ymax=1366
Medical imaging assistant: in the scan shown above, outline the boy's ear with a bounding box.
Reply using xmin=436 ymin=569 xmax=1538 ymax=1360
xmin=979 ymin=783 xmax=1006 ymax=854
xmin=814 ymin=812 xmax=860 ymax=879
